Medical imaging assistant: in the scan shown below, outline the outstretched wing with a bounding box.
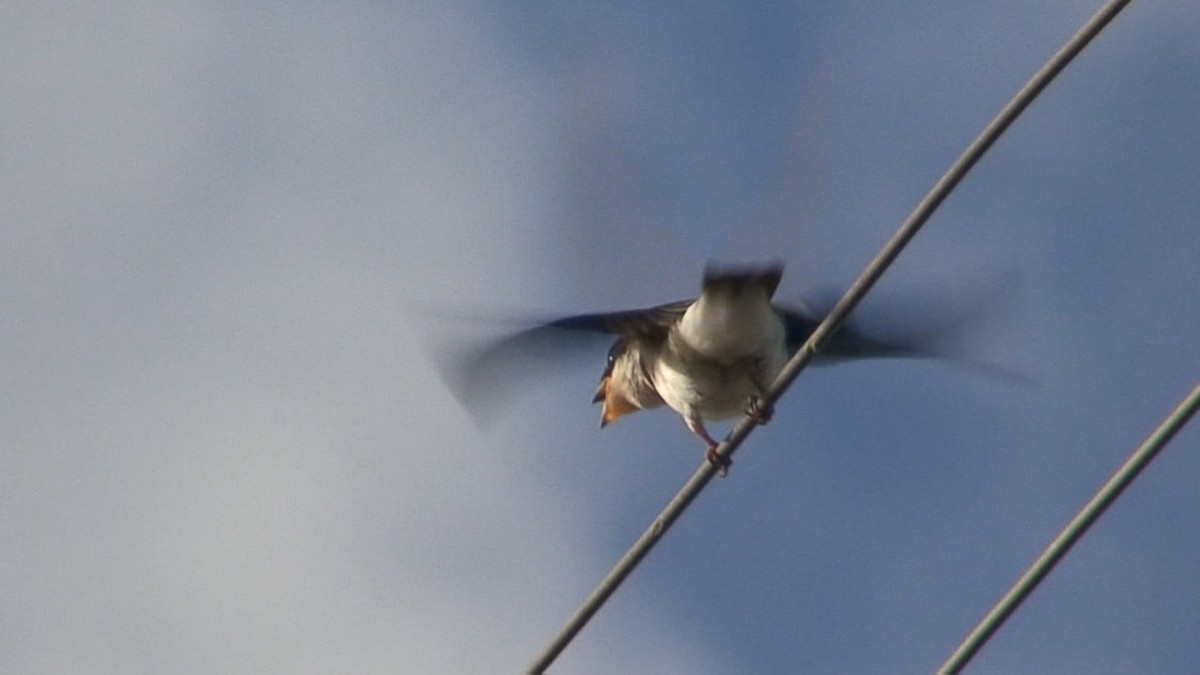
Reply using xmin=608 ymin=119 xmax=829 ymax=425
xmin=437 ymin=300 xmax=692 ymax=425
xmin=780 ymin=305 xmax=926 ymax=361
xmin=777 ymin=293 xmax=1032 ymax=385
xmin=545 ymin=299 xmax=692 ymax=342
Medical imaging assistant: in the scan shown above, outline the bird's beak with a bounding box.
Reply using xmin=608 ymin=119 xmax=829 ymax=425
xmin=592 ymin=377 xmax=608 ymax=404
xmin=594 ymin=375 xmax=637 ymax=428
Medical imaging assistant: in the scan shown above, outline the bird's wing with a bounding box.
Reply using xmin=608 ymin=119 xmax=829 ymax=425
xmin=779 ymin=305 xmax=925 ymax=360
xmin=778 ymin=298 xmax=1032 ymax=385
xmin=545 ymin=299 xmax=692 ymax=342
xmin=436 ymin=299 xmax=693 ymax=425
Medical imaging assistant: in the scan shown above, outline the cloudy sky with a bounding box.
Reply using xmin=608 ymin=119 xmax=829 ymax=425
xmin=4 ymin=2 xmax=1199 ymax=674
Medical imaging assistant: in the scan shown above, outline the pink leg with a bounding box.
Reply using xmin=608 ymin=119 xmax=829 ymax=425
xmin=686 ymin=415 xmax=730 ymax=476
xmin=746 ymin=362 xmax=774 ymax=424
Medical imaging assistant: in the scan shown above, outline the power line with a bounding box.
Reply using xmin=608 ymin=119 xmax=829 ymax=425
xmin=527 ymin=1 xmax=1135 ymax=672
xmin=938 ymin=382 xmax=1200 ymax=673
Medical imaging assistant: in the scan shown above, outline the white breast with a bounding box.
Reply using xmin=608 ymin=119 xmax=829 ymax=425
xmin=655 ymin=292 xmax=787 ymax=421
xmin=676 ymin=289 xmax=784 ymax=361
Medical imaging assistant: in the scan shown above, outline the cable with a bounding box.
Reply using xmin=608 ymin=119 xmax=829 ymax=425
xmin=938 ymin=382 xmax=1200 ymax=673
xmin=527 ymin=1 xmax=1134 ymax=672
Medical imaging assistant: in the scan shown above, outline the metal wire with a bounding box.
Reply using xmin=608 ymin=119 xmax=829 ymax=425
xmin=527 ymin=1 xmax=1134 ymax=672
xmin=938 ymin=382 xmax=1200 ymax=673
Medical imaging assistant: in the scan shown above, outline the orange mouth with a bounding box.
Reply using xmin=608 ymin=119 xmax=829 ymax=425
xmin=595 ymin=375 xmax=637 ymax=427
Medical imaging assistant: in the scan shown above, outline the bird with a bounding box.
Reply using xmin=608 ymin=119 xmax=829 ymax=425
xmin=441 ymin=261 xmax=1016 ymax=475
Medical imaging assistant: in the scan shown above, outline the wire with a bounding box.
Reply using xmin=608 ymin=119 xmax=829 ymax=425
xmin=527 ymin=1 xmax=1135 ymax=672
xmin=938 ymin=382 xmax=1200 ymax=673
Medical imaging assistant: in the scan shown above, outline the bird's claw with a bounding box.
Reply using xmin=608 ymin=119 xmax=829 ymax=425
xmin=746 ymin=395 xmax=773 ymax=425
xmin=706 ymin=444 xmax=731 ymax=477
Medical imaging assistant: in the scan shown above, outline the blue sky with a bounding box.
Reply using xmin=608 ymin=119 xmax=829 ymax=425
xmin=3 ymin=2 xmax=1198 ymax=674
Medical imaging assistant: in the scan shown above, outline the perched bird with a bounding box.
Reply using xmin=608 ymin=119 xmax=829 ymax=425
xmin=441 ymin=262 xmax=1019 ymax=474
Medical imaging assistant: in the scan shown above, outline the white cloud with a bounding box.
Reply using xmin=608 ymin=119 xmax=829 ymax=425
xmin=4 ymin=3 xmax=1198 ymax=674
xmin=0 ymin=3 xmax=733 ymax=673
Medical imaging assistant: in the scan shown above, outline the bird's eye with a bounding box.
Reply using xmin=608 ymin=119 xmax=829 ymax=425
xmin=603 ymin=338 xmax=627 ymax=375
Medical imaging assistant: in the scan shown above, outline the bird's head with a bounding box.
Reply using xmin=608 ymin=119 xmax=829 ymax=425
xmin=592 ymin=338 xmax=641 ymax=427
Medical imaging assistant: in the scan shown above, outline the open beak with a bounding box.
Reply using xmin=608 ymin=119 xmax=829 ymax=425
xmin=594 ymin=375 xmax=637 ymax=428
xmin=592 ymin=377 xmax=608 ymax=405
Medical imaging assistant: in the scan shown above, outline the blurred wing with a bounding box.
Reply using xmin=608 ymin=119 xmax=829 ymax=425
xmin=545 ymin=299 xmax=691 ymax=342
xmin=780 ymin=305 xmax=925 ymax=361
xmin=778 ymin=288 xmax=1033 ymax=386
xmin=437 ymin=300 xmax=692 ymax=425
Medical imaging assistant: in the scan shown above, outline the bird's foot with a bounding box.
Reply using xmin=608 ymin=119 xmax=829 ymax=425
xmin=705 ymin=443 xmax=731 ymax=477
xmin=746 ymin=395 xmax=774 ymax=425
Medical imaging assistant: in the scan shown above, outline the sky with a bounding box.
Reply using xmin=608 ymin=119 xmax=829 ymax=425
xmin=3 ymin=2 xmax=1199 ymax=674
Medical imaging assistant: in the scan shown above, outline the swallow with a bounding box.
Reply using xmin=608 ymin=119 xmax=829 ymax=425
xmin=443 ymin=261 xmax=993 ymax=475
